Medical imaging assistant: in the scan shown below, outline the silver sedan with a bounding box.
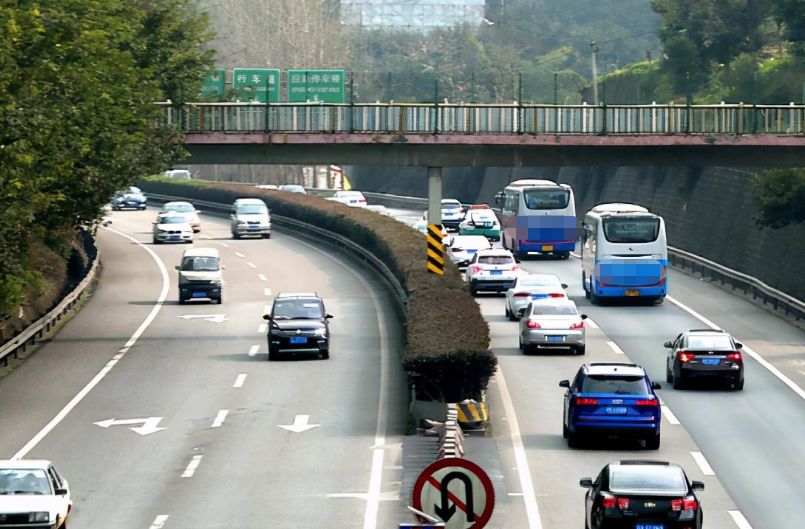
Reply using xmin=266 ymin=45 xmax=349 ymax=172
xmin=505 ymin=273 xmax=568 ymax=320
xmin=518 ymin=299 xmax=587 ymax=355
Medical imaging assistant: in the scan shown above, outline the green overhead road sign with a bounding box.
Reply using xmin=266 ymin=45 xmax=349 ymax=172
xmin=200 ymin=68 xmax=226 ymax=100
xmin=232 ymin=68 xmax=280 ymax=103
xmin=288 ymin=69 xmax=345 ymax=103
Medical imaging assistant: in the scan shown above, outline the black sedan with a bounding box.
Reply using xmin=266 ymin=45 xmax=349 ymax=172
xmin=581 ymin=460 xmax=704 ymax=529
xmin=665 ymin=329 xmax=744 ymax=390
xmin=111 ymin=187 xmax=147 ymax=210
xmin=263 ymin=293 xmax=332 ymax=360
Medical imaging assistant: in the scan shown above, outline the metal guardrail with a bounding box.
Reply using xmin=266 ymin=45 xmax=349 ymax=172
xmin=668 ymin=246 xmax=805 ymax=323
xmin=146 ymin=193 xmax=408 ymax=314
xmin=0 ymin=233 xmax=100 ymax=367
xmin=159 ymin=102 xmax=805 ymax=135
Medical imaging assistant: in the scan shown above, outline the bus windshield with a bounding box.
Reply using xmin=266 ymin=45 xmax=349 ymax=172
xmin=602 ymin=217 xmax=660 ymax=243
xmin=523 ymin=188 xmax=569 ymax=210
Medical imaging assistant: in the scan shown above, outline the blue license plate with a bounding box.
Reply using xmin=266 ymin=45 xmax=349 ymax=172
xmin=547 ymin=335 xmax=565 ymax=342
xmin=491 ymin=270 xmax=502 ymax=276
xmin=702 ymin=358 xmax=720 ymax=365
xmin=636 ymin=525 xmax=664 ymax=529
xmin=467 ymin=250 xmax=477 ymax=254
xmin=249 ymin=226 xmax=260 ymax=230
xmin=170 ymin=235 xmax=180 ymax=240
xmin=605 ymin=406 xmax=628 ymax=415
xmin=532 ymin=294 xmax=547 ymax=299
xmin=192 ymin=292 xmax=206 ymax=298
xmin=289 ymin=336 xmax=307 ymax=344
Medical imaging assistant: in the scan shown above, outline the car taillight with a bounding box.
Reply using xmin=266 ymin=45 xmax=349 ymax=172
xmin=617 ymin=497 xmax=630 ymax=510
xmin=548 ymin=292 xmax=565 ymax=298
xmin=526 ymin=319 xmax=541 ymax=329
xmin=514 ymin=292 xmax=531 ymax=298
xmin=575 ymin=397 xmax=598 ymax=405
xmin=671 ymin=497 xmax=698 ymax=511
xmin=727 ymin=351 xmax=742 ymax=361
xmin=471 ymin=265 xmax=482 ymax=273
xmin=601 ymin=493 xmax=629 ymax=510
xmin=678 ymin=351 xmax=695 ymax=362
xmin=570 ymin=321 xmax=584 ymax=329
xmin=635 ymin=399 xmax=658 ymax=406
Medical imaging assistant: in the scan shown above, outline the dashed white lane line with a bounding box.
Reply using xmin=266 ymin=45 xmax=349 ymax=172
xmin=690 ymin=451 xmax=716 ymax=476
xmin=606 ymin=340 xmax=625 ymax=355
xmin=585 ymin=318 xmax=599 ymax=329
xmin=660 ymin=405 xmax=680 ymax=425
xmin=258 ymin=323 xmax=267 ymax=334
xmin=233 ymin=373 xmax=247 ymax=388
xmin=248 ymin=345 xmax=260 ymax=357
xmin=668 ymin=295 xmax=805 ymax=402
xmin=264 ymin=288 xmax=272 ymax=296
xmin=199 ymin=234 xmax=212 ymax=239
xmin=181 ymin=455 xmax=203 ymax=478
xmin=235 ymin=252 xmax=246 ymax=258
xmin=211 ymin=409 xmax=229 ymax=428
xmin=258 ymin=273 xmax=267 ymax=281
xmin=799 ymin=370 xmax=805 ymax=377
xmin=247 ymin=262 xmax=256 ymax=269
xmin=728 ymin=510 xmax=754 ymax=529
xmin=13 ymin=227 xmax=170 ymax=460
xmin=148 ymin=515 xmax=169 ymax=529
xmin=215 ymin=242 xmax=230 ymax=248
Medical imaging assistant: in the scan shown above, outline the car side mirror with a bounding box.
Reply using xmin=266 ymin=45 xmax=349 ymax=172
xmin=735 ymin=342 xmax=743 ymax=349
xmin=325 ymin=314 xmax=334 ymax=319
xmin=691 ymin=480 xmax=705 ymax=491
xmin=262 ymin=314 xmax=271 ymax=321
xmin=55 ymin=488 xmax=68 ymax=496
xmin=561 ymin=283 xmax=568 ymax=289
xmin=579 ymin=477 xmax=593 ymax=488
xmin=663 ymin=341 xmax=673 ymax=348
xmin=652 ymin=382 xmax=662 ymax=390
xmin=559 ymin=379 xmax=570 ymax=388
xmin=580 ymin=314 xmax=588 ymax=320
xmin=174 ymin=265 xmax=180 ymax=271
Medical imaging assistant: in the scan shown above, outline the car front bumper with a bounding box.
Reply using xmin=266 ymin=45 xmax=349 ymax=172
xmin=269 ymin=335 xmax=328 ymax=354
xmin=179 ymin=283 xmax=222 ymax=300
xmin=155 ymin=232 xmax=192 ymax=243
xmin=234 ymin=225 xmax=271 ymax=236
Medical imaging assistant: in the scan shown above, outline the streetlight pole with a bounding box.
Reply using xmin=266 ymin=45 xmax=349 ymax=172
xmin=590 ymin=41 xmax=599 ymax=105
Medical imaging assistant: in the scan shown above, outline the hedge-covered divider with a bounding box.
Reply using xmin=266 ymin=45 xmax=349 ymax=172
xmin=137 ymin=178 xmax=496 ymax=401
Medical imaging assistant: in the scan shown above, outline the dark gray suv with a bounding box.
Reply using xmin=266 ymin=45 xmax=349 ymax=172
xmin=263 ymin=293 xmax=332 ymax=360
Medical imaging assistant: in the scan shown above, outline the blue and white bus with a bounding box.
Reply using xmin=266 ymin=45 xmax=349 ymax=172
xmin=498 ymin=179 xmax=576 ymax=259
xmin=581 ymin=203 xmax=668 ymax=304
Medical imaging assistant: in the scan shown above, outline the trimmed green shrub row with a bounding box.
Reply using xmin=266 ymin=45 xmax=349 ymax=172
xmin=137 ymin=178 xmax=495 ymax=401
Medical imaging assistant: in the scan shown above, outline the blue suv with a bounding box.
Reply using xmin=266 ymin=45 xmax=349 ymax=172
xmin=559 ymin=363 xmax=662 ymax=449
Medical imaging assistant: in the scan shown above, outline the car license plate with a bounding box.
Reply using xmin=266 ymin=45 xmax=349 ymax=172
xmin=249 ymin=226 xmax=259 ymax=230
xmin=702 ymin=358 xmax=720 ymax=365
xmin=467 ymin=249 xmax=477 ymax=254
xmin=532 ymin=293 xmax=547 ymax=299
xmin=636 ymin=525 xmax=664 ymax=529
xmin=491 ymin=270 xmax=502 ymax=276
xmin=290 ymin=336 xmax=307 ymax=344
xmin=542 ymin=245 xmax=554 ymax=251
xmin=625 ymin=289 xmax=640 ymax=296
xmin=192 ymin=292 xmax=206 ymax=298
xmin=605 ymin=406 xmax=628 ymax=415
xmin=547 ymin=335 xmax=565 ymax=342
xmin=170 ymin=235 xmax=180 ymax=240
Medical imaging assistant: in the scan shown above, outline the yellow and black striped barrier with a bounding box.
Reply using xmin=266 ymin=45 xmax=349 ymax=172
xmin=456 ymin=399 xmax=488 ymax=429
xmin=426 ymin=224 xmax=444 ymax=275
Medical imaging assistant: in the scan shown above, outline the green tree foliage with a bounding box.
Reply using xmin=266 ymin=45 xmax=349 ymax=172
xmin=0 ymin=0 xmax=213 ymax=315
xmin=754 ymin=168 xmax=805 ymax=228
xmin=773 ymin=0 xmax=805 ymax=56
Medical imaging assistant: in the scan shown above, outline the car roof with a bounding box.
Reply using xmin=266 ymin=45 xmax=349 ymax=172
xmin=164 ymin=201 xmax=192 ymax=206
xmin=0 ymin=459 xmax=52 ymax=469
xmin=613 ymin=460 xmax=673 ymax=467
xmin=452 ymin=235 xmax=490 ymax=242
xmin=276 ymin=292 xmax=320 ymax=299
xmin=477 ymin=249 xmax=514 ymax=257
xmin=441 ymin=198 xmax=461 ymax=204
xmin=585 ymin=363 xmax=646 ymax=377
xmin=234 ymin=198 xmax=266 ymax=205
xmin=685 ymin=329 xmax=727 ymax=334
xmin=182 ymin=247 xmax=219 ymax=258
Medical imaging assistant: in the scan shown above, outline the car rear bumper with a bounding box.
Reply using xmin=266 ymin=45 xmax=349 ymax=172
xmin=571 ymin=416 xmax=659 ymax=435
xmin=681 ymin=365 xmax=742 ymax=378
xmin=442 ymin=219 xmax=462 ymax=230
xmin=234 ymin=226 xmax=271 ymax=236
xmin=524 ymin=329 xmax=584 ymax=347
xmin=595 ymin=519 xmax=698 ymax=529
xmin=470 ymin=279 xmax=516 ymax=292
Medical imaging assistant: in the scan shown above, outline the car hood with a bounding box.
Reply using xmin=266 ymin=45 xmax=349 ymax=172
xmin=0 ymin=495 xmax=62 ymax=512
xmin=272 ymin=319 xmax=325 ymax=331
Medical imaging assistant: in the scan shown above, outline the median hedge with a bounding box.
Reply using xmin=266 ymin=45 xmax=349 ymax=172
xmin=137 ymin=178 xmax=495 ymax=401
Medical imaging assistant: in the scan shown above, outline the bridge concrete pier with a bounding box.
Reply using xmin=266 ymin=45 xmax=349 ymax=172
xmin=428 ymin=167 xmax=442 ymax=228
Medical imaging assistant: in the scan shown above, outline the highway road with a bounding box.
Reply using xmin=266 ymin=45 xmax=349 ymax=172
xmin=0 ymin=208 xmax=408 ymax=529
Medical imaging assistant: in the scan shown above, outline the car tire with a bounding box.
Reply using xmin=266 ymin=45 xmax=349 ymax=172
xmin=267 ymin=347 xmax=277 ymax=361
xmin=469 ymin=287 xmax=478 ymax=297
xmin=321 ymin=350 xmax=329 ymax=360
xmin=672 ymin=372 xmax=685 ymax=390
xmin=562 ymin=423 xmax=568 ymax=439
xmin=590 ymin=506 xmax=605 ymax=529
xmin=567 ymin=430 xmax=582 ymax=448
xmin=153 ymin=238 xmax=160 ymax=245
xmin=734 ymin=378 xmax=744 ymax=391
xmin=645 ymin=432 xmax=661 ymax=450
xmin=653 ymin=295 xmax=666 ymax=305
xmin=232 ymin=232 xmax=240 ymax=239
xmin=575 ymin=345 xmax=586 ymax=355
xmin=666 ymin=368 xmax=673 ymax=383
xmin=505 ymin=305 xmax=511 ymax=318
xmin=178 ymin=297 xmax=186 ymax=305
xmin=214 ymin=296 xmax=222 ymax=305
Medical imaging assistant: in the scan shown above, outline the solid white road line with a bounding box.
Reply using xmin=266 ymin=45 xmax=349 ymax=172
xmin=235 ymin=252 xmax=246 ymax=258
xmin=181 ymin=455 xmax=203 ymax=478
xmin=496 ymin=368 xmax=544 ymax=529
xmin=247 ymin=261 xmax=256 ymax=269
xmin=233 ymin=373 xmax=247 ymax=388
xmin=13 ymin=227 xmax=170 ymax=460
xmin=258 ymin=323 xmax=267 ymax=334
xmin=258 ymin=273 xmax=267 ymax=282
xmin=211 ymin=409 xmax=229 ymax=428
xmin=660 ymin=405 xmax=681 ymax=425
xmin=585 ymin=318 xmax=599 ymax=329
xmin=606 ymin=340 xmax=626 ymax=355
xmin=728 ymin=510 xmax=755 ymax=529
xmin=668 ymin=295 xmax=805 ymax=402
xmin=248 ymin=345 xmax=260 ymax=357
xmin=148 ymin=515 xmax=169 ymax=529
xmin=690 ymin=451 xmax=716 ymax=476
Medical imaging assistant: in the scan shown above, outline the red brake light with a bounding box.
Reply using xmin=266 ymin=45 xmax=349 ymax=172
xmin=727 ymin=352 xmax=742 ymax=361
xmin=570 ymin=321 xmax=584 ymax=329
xmin=548 ymin=292 xmax=565 ymax=298
xmin=575 ymin=397 xmax=598 ymax=405
xmin=471 ymin=265 xmax=482 ymax=273
xmin=678 ymin=351 xmax=695 ymax=363
xmin=513 ymin=292 xmax=531 ymax=298
xmin=526 ymin=319 xmax=541 ymax=329
xmin=601 ymin=493 xmax=616 ymax=509
xmin=671 ymin=497 xmax=698 ymax=511
xmin=635 ymin=399 xmax=659 ymax=406
xmin=617 ymin=497 xmax=630 ymax=510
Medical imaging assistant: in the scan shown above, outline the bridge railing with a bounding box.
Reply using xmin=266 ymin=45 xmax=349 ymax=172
xmin=158 ymin=102 xmax=805 ymax=135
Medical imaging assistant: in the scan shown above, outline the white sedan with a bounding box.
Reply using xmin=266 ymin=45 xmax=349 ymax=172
xmin=328 ymin=190 xmax=368 ymax=207
xmin=504 ymin=273 xmax=568 ymax=320
xmin=161 ymin=201 xmax=201 ymax=232
xmin=0 ymin=460 xmax=72 ymax=528
xmin=152 ymin=212 xmax=194 ymax=244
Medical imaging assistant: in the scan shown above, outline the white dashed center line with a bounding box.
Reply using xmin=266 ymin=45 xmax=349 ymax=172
xmin=690 ymin=451 xmax=715 ymax=476
xmin=728 ymin=510 xmax=754 ymax=529
xmin=211 ymin=409 xmax=229 ymax=428
xmin=606 ymin=341 xmax=626 ymax=355
xmin=258 ymin=323 xmax=267 ymax=334
xmin=148 ymin=515 xmax=169 ymax=529
xmin=181 ymin=455 xmax=203 ymax=478
xmin=660 ymin=405 xmax=680 ymax=425
xmin=235 ymin=252 xmax=245 ymax=258
xmin=215 ymin=242 xmax=230 ymax=248
xmin=258 ymin=273 xmax=267 ymax=281
xmin=233 ymin=373 xmax=247 ymax=388
xmin=247 ymin=262 xmax=256 ymax=269
xmin=248 ymin=345 xmax=260 ymax=357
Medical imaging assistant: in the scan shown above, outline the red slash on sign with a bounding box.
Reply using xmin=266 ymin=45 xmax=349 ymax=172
xmin=412 ymin=458 xmax=495 ymax=529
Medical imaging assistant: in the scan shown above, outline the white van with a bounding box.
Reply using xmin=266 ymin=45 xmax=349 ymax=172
xmin=176 ymin=248 xmax=223 ymax=304
xmin=230 ymin=198 xmax=271 ymax=239
xmin=164 ymin=169 xmax=191 ymax=180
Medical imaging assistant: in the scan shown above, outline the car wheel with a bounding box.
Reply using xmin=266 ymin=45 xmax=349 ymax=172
xmin=153 ymin=238 xmax=159 ymax=245
xmin=653 ymin=295 xmax=665 ymax=305
xmin=267 ymin=347 xmax=277 ymax=361
xmin=575 ymin=345 xmax=586 ymax=355
xmin=562 ymin=422 xmax=568 ymax=439
xmin=215 ymin=296 xmax=222 ymax=305
xmin=178 ymin=297 xmax=186 ymax=305
xmin=321 ymin=350 xmax=329 ymax=360
xmin=518 ymin=336 xmax=524 ymax=352
xmin=672 ymin=372 xmax=685 ymax=390
xmin=590 ymin=505 xmax=605 ymax=529
xmin=734 ymin=378 xmax=744 ymax=391
xmin=567 ymin=430 xmax=582 ymax=448
xmin=645 ymin=432 xmax=661 ymax=450
xmin=469 ymin=287 xmax=477 ymax=297
xmin=666 ymin=368 xmax=673 ymax=383
xmin=505 ymin=305 xmax=510 ymax=318
xmin=232 ymin=232 xmax=240 ymax=239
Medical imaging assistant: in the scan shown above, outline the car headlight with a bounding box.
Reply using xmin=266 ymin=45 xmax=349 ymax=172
xmin=210 ymin=279 xmax=222 ymax=286
xmin=315 ymin=328 xmax=327 ymax=337
xmin=29 ymin=512 xmax=49 ymax=522
xmin=158 ymin=229 xmax=169 ymax=234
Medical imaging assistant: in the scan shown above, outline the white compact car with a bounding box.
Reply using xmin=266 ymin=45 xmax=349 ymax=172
xmin=518 ymin=299 xmax=587 ymax=355
xmin=446 ymin=235 xmax=492 ymax=270
xmin=505 ymin=273 xmax=568 ymax=320
xmin=161 ymin=201 xmax=201 ymax=232
xmin=0 ymin=460 xmax=72 ymax=528
xmin=329 ymin=190 xmax=368 ymax=207
xmin=440 ymin=198 xmax=465 ymax=231
xmin=230 ymin=198 xmax=271 ymax=239
xmin=464 ymin=248 xmax=520 ymax=296
xmin=152 ymin=211 xmax=193 ymax=244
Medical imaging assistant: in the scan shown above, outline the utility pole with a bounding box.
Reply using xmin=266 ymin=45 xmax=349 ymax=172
xmin=590 ymin=41 xmax=599 ymax=105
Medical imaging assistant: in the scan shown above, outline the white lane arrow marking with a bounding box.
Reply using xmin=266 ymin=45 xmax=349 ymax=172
xmin=278 ymin=414 xmax=320 ymax=433
xmin=94 ymin=417 xmax=165 ymax=436
xmin=177 ymin=314 xmax=228 ymax=323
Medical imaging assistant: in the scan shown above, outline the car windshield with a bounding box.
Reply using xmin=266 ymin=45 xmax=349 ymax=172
xmin=478 ymin=256 xmax=513 ymax=265
xmin=582 ymin=375 xmax=649 ymax=394
xmin=686 ymin=334 xmax=733 ymax=350
xmin=531 ymin=303 xmax=576 ymax=315
xmin=0 ymin=469 xmax=51 ymax=495
xmin=519 ymin=276 xmax=560 ymax=288
xmin=236 ymin=204 xmax=267 ymax=214
xmin=165 ymin=203 xmax=194 ymax=212
xmin=609 ymin=466 xmax=688 ymax=494
xmin=523 ymin=188 xmax=570 ymax=210
xmin=158 ymin=216 xmax=187 ymax=224
xmin=181 ymin=257 xmax=219 ymax=272
xmin=603 ymin=217 xmax=660 ymax=243
xmin=272 ymin=299 xmax=324 ymax=319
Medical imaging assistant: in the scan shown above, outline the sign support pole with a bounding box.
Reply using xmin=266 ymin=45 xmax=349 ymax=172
xmin=428 ymin=166 xmax=442 ymax=230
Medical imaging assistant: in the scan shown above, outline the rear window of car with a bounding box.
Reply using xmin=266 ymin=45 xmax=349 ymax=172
xmin=531 ymin=303 xmax=576 ymax=315
xmin=581 ymin=375 xmax=649 ymax=394
xmin=609 ymin=466 xmax=687 ymax=494
xmin=685 ymin=335 xmax=733 ymax=350
xmin=603 ymin=217 xmax=660 ymax=243
xmin=478 ymin=256 xmax=513 ymax=265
